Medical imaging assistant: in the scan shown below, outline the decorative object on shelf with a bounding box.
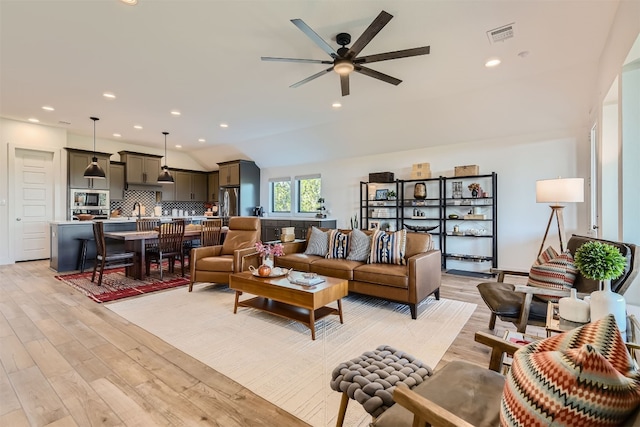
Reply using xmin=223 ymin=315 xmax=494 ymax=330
xmin=468 ymin=182 xmax=481 ymax=198
xmin=413 ymin=183 xmax=426 ymax=199
xmin=452 ymin=181 xmax=462 ymax=199
xmin=558 ymin=288 xmax=590 ymax=323
xmin=448 ymin=214 xmax=459 ymax=219
xmin=157 ymin=131 xmax=174 ymax=183
xmin=255 ymin=241 xmax=285 ymax=269
xmin=369 ymin=172 xmax=394 ymax=183
xmin=535 ymin=177 xmax=584 ymax=255
xmin=83 ymin=116 xmax=106 ymax=179
xmin=369 ymin=220 xmax=380 ymax=230
xmin=403 ymin=224 xmax=438 ymax=233
xmin=387 ymin=190 xmax=396 ymax=200
xmin=375 ymin=189 xmax=388 ymax=200
xmin=410 ymin=162 xmax=431 ymax=179
xmin=454 ymin=164 xmax=479 ymax=176
xmin=574 ymin=241 xmax=627 ymax=331
xmin=316 ymin=197 xmax=327 ymax=218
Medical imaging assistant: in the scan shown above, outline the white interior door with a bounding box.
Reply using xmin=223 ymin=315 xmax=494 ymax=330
xmin=14 ymin=148 xmax=54 ymax=261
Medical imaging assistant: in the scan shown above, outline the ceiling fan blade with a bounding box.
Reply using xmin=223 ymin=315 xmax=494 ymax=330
xmin=340 ymin=74 xmax=350 ymax=96
xmin=261 ymin=56 xmax=333 ymax=64
xmin=291 ymin=18 xmax=338 ymax=59
xmin=346 ymin=10 xmax=393 ymax=60
xmin=290 ymin=67 xmax=334 ymax=88
xmin=354 ymin=46 xmax=430 ymax=64
xmin=354 ymin=65 xmax=402 ymax=86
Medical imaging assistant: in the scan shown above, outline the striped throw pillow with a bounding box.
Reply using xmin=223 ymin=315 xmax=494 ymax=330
xmin=527 ymin=246 xmax=577 ymax=302
xmin=304 ymin=227 xmax=329 ymax=256
xmin=501 ymin=314 xmax=640 ymax=427
xmin=327 ymin=230 xmax=350 ymax=259
xmin=346 ymin=228 xmax=371 ymax=262
xmin=369 ymin=229 xmax=406 ymax=265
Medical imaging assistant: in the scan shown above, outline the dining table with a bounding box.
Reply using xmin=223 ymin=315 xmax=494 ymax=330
xmin=104 ymin=227 xmax=227 ymax=280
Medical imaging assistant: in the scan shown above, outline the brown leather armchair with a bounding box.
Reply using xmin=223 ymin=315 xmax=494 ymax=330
xmin=477 ymin=234 xmax=639 ymax=333
xmin=189 ymin=216 xmax=261 ymax=291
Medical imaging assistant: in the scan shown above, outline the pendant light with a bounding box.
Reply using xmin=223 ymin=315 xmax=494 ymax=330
xmin=157 ymin=131 xmax=174 ymax=183
xmin=83 ymin=117 xmax=106 ymax=179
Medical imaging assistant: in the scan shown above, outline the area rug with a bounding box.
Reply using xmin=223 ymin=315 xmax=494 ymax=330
xmin=106 ymin=284 xmax=476 ymax=426
xmin=55 ymin=266 xmax=190 ymax=303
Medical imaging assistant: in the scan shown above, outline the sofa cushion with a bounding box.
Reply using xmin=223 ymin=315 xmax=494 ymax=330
xmin=404 ymin=232 xmax=433 ymax=258
xmin=274 ymin=253 xmax=321 ymax=272
xmin=370 ymin=229 xmax=407 ymax=265
xmin=347 ymin=228 xmax=371 ymax=262
xmin=304 ymin=226 xmax=329 ymax=256
xmin=526 ymin=246 xmax=577 ymax=302
xmin=327 ymin=229 xmax=350 ymax=259
xmin=501 ymin=314 xmax=640 ymax=427
xmin=353 ymin=263 xmax=408 ymax=289
xmin=310 ymin=258 xmax=363 ymax=280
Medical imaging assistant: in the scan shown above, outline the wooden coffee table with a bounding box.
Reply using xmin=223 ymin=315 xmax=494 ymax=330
xmin=229 ymin=271 xmax=348 ymax=340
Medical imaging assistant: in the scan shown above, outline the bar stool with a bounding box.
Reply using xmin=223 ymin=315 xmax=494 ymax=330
xmin=77 ymin=237 xmax=94 ymax=273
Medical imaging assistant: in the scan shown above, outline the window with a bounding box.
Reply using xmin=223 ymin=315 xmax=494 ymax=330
xmin=297 ymin=175 xmax=321 ymax=213
xmin=270 ymin=178 xmax=291 ymax=213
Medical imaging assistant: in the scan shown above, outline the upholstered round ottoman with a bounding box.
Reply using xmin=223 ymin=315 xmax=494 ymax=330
xmin=330 ymin=345 xmax=433 ymax=425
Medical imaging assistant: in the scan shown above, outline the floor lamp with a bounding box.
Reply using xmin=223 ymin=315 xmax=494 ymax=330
xmin=535 ymin=177 xmax=584 ymax=256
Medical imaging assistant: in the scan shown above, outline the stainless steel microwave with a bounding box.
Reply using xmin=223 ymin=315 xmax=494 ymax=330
xmin=70 ymin=189 xmax=109 ymax=208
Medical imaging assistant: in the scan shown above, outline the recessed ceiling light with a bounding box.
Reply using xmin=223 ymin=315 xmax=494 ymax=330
xmin=42 ymin=105 xmax=54 ymax=111
xmin=485 ymin=58 xmax=501 ymax=67
xmin=28 ymin=118 xmax=39 ymax=123
xmin=133 ymin=125 xmax=143 ymax=129
xmin=332 ymin=102 xmax=342 ymax=108
xmin=220 ymin=123 xmax=228 ymax=128
xmin=120 ymin=0 xmax=137 ymax=5
xmin=175 ymin=145 xmax=182 ymax=148
xmin=198 ymin=138 xmax=206 ymax=143
xmin=103 ymin=92 xmax=116 ymax=99
xmin=170 ymin=110 xmax=181 ymax=116
xmin=113 ymin=133 xmax=122 ymax=137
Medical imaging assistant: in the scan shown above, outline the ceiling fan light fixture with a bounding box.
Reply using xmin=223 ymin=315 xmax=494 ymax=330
xmin=333 ymin=59 xmax=354 ymax=75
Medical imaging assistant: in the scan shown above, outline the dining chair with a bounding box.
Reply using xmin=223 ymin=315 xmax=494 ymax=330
xmin=136 ymin=218 xmax=160 ymax=251
xmin=145 ymin=219 xmax=185 ymax=280
xmin=184 ymin=218 xmax=223 ymax=263
xmin=91 ymin=221 xmax=136 ymax=286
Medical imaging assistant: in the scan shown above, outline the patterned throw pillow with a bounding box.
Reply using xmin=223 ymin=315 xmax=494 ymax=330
xmin=369 ymin=229 xmax=406 ymax=265
xmin=346 ymin=228 xmax=371 ymax=262
xmin=501 ymin=314 xmax=640 ymax=427
xmin=527 ymin=246 xmax=577 ymax=302
xmin=304 ymin=227 xmax=329 ymax=256
xmin=327 ymin=230 xmax=350 ymax=259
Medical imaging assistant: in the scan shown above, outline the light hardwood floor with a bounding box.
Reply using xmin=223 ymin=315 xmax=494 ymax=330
xmin=0 ymin=260 xmax=536 ymax=426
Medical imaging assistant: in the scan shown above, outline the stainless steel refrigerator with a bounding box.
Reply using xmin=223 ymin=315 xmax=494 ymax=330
xmin=220 ymin=187 xmax=239 ymax=225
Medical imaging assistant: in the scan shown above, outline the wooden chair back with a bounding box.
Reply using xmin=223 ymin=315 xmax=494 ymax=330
xmin=158 ymin=219 xmax=185 ymax=255
xmin=201 ymin=219 xmax=222 ymax=247
xmin=92 ymin=221 xmax=106 ymax=257
xmin=136 ymin=218 xmax=160 ymax=231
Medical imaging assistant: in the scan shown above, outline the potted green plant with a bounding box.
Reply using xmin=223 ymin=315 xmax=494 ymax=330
xmin=387 ymin=190 xmax=396 ymax=201
xmin=574 ymin=241 xmax=627 ymax=331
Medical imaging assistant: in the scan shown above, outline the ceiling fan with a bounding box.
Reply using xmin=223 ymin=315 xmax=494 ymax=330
xmin=261 ymin=10 xmax=430 ymax=96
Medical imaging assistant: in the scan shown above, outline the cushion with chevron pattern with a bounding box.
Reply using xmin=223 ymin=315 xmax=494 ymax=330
xmin=346 ymin=228 xmax=371 ymax=262
xmin=304 ymin=227 xmax=329 ymax=256
xmin=527 ymin=246 xmax=578 ymax=302
xmin=501 ymin=314 xmax=640 ymax=427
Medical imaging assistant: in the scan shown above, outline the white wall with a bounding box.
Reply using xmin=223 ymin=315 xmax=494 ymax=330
xmin=260 ymin=130 xmax=587 ymax=272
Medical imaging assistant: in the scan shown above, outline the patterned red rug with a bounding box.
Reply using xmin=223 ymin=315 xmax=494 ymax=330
xmin=55 ymin=265 xmax=190 ymax=303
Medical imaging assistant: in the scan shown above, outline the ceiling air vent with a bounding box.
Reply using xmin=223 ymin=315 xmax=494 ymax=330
xmin=58 ymin=120 xmax=71 ymax=125
xmin=487 ymin=23 xmax=514 ymax=44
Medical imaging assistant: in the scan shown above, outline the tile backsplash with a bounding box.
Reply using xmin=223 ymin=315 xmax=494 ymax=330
xmin=110 ymin=190 xmax=207 ymax=217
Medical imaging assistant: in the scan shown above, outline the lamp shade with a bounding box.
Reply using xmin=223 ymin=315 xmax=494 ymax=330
xmin=536 ymin=178 xmax=584 ymax=204
xmin=157 ymin=131 xmax=174 ymax=183
xmin=83 ymin=116 xmax=106 ymax=179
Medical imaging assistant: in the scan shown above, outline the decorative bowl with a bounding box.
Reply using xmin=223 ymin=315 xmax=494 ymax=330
xmin=76 ymin=214 xmax=95 ymax=221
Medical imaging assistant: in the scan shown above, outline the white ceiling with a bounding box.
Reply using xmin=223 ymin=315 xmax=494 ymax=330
xmin=0 ymin=0 xmax=620 ymax=170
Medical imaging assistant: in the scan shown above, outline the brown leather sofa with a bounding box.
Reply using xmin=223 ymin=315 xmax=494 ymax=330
xmin=275 ymin=228 xmax=441 ymax=319
xmin=189 ymin=216 xmax=261 ymax=291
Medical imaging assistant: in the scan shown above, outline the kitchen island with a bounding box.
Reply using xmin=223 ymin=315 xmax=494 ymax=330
xmin=49 ymin=216 xmax=221 ymax=272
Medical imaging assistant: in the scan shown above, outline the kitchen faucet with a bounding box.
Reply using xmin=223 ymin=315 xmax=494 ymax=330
xmin=132 ymin=202 xmax=141 ymax=219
